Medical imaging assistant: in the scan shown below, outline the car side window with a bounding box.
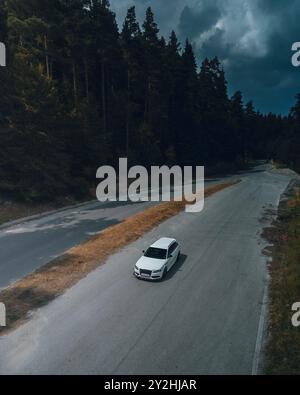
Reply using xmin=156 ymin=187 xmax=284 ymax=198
xmin=168 ymin=243 xmax=175 ymax=256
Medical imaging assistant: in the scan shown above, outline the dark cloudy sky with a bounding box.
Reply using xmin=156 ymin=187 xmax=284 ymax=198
xmin=109 ymin=0 xmax=300 ymax=115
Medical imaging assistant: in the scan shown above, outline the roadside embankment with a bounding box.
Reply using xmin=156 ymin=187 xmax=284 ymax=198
xmin=264 ymin=179 xmax=300 ymax=374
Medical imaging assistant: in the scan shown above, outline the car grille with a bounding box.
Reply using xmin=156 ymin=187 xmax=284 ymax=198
xmin=140 ymin=269 xmax=152 ymax=276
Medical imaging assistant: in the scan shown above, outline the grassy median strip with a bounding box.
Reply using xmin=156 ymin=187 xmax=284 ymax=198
xmin=264 ymin=185 xmax=300 ymax=374
xmin=0 ymin=180 xmax=239 ymax=335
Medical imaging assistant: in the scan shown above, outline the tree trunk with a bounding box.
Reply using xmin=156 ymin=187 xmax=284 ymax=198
xmin=84 ymin=58 xmax=89 ymax=103
xmin=144 ymin=77 xmax=149 ymax=122
xmin=101 ymin=59 xmax=107 ymax=133
xmin=50 ymin=60 xmax=53 ymax=79
xmin=144 ymin=77 xmax=152 ymax=124
xmin=72 ymin=61 xmax=77 ymax=108
xmin=44 ymin=35 xmax=50 ymax=79
xmin=126 ymin=69 xmax=130 ymax=159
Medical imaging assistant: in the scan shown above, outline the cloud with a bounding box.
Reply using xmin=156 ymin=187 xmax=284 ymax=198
xmin=178 ymin=3 xmax=221 ymax=41
xmin=109 ymin=0 xmax=300 ymax=114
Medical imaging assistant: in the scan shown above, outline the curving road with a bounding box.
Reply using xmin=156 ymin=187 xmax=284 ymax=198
xmin=0 ymin=178 xmax=223 ymax=290
xmin=0 ymin=165 xmax=292 ymax=374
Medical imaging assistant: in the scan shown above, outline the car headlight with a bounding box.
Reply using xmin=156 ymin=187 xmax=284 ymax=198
xmin=153 ymin=269 xmax=162 ymax=274
xmin=134 ymin=265 xmax=139 ymax=271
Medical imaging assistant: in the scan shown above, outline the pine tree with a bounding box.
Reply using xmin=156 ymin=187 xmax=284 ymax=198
xmin=121 ymin=6 xmax=143 ymax=160
xmin=290 ymin=94 xmax=300 ymax=127
xmin=174 ymin=40 xmax=198 ymax=165
xmin=122 ymin=6 xmax=141 ymax=43
xmin=230 ymin=91 xmax=246 ymax=162
xmin=138 ymin=7 xmax=164 ymax=165
xmin=198 ymin=57 xmax=232 ymax=162
xmin=288 ymin=94 xmax=300 ymax=170
xmin=164 ymin=31 xmax=181 ymax=163
xmin=142 ymin=7 xmax=159 ymax=44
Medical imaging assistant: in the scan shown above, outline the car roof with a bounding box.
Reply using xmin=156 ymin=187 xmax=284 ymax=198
xmin=150 ymin=237 xmax=176 ymax=249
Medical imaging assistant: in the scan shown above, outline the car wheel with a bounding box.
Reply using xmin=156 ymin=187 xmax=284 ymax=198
xmin=162 ymin=267 xmax=168 ymax=280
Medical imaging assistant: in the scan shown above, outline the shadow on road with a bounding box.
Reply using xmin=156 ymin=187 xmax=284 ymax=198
xmin=164 ymin=253 xmax=188 ymax=281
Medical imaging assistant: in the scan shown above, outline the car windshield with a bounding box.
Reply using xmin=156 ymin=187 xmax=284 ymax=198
xmin=144 ymin=247 xmax=167 ymax=260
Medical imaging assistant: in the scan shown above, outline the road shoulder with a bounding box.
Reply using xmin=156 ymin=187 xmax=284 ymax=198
xmin=262 ymin=178 xmax=300 ymax=374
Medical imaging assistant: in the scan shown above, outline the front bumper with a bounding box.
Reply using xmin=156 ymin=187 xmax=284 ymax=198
xmin=134 ymin=269 xmax=163 ymax=281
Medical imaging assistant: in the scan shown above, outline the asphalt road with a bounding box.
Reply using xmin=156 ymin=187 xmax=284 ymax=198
xmin=0 ymin=178 xmax=222 ymax=290
xmin=0 ymin=166 xmax=292 ymax=374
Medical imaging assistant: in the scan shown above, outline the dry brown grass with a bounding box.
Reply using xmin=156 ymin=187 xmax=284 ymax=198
xmin=287 ymin=188 xmax=300 ymax=209
xmin=0 ymin=201 xmax=56 ymax=225
xmin=0 ymin=180 xmax=239 ymax=335
xmin=264 ymin=187 xmax=300 ymax=374
xmin=0 ymin=193 xmax=95 ymax=226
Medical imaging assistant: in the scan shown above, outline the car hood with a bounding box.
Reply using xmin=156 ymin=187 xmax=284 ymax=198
xmin=136 ymin=256 xmax=167 ymax=271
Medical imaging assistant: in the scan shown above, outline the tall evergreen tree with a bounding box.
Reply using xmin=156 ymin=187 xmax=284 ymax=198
xmin=230 ymin=91 xmax=245 ymax=162
xmin=199 ymin=57 xmax=231 ymax=162
xmin=137 ymin=7 xmax=164 ymax=165
xmin=121 ymin=6 xmax=143 ymax=161
xmin=288 ymin=94 xmax=300 ymax=170
xmin=177 ymin=39 xmax=198 ymax=164
xmin=164 ymin=30 xmax=181 ymax=164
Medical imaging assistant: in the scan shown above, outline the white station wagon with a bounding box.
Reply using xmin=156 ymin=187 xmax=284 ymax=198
xmin=134 ymin=238 xmax=181 ymax=281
